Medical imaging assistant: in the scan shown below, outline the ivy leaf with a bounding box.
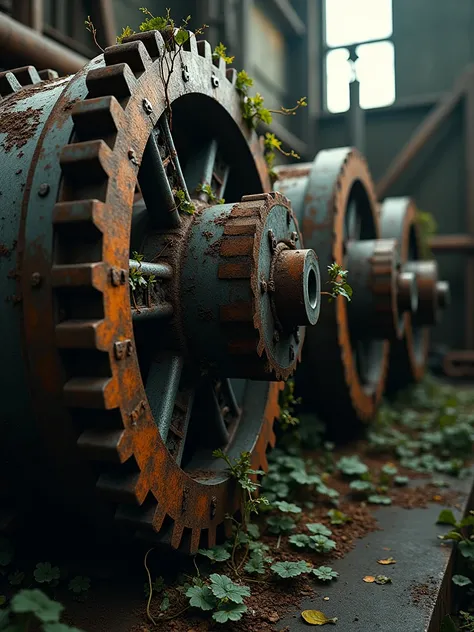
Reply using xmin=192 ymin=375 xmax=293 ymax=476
xmin=452 ymin=574 xmax=472 ymax=587
xmin=267 ymin=515 xmax=296 ymax=534
xmin=247 ymin=523 xmax=260 ymax=540
xmin=244 ymin=553 xmax=266 ymax=575
xmin=394 ymin=476 xmax=409 ymax=486
xmin=381 ymin=463 xmax=398 ymax=476
xmin=212 ymin=603 xmax=247 ymax=623
xmin=209 ymin=574 xmax=250 ymax=604
xmin=271 ymin=560 xmax=312 ymax=579
xmin=198 ymin=546 xmax=231 ymax=562
xmin=34 ymin=563 xmax=61 ymax=584
xmin=289 ymin=534 xmax=311 ymax=549
xmin=68 ymin=576 xmax=90 ymax=594
xmin=459 ymin=541 xmax=474 ymax=560
xmin=337 ymin=456 xmax=368 ymax=476
xmin=313 ymin=566 xmax=339 ymax=582
xmin=438 ymin=530 xmax=463 ymax=542
xmin=436 ymin=509 xmax=457 ymax=526
xmin=273 ymin=501 xmax=302 ymax=514
xmin=327 ymin=509 xmax=351 ymax=525
xmin=185 ymin=585 xmax=216 ymax=611
xmin=8 ymin=571 xmax=25 ymax=586
xmin=307 ymin=523 xmax=332 ymax=537
xmin=160 ymin=594 xmax=170 ymax=611
xmin=11 ymin=589 xmax=63 ymax=623
xmin=310 ymin=535 xmax=336 ymax=553
xmin=350 ymin=480 xmax=373 ymax=493
xmin=368 ymin=495 xmax=392 ymax=505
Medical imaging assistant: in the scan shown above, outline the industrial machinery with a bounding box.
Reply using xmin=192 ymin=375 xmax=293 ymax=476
xmin=0 ymin=31 xmax=321 ymax=552
xmin=275 ymin=152 xmax=450 ymax=429
xmin=0 ymin=27 xmax=449 ymax=551
xmin=379 ymin=197 xmax=450 ymax=393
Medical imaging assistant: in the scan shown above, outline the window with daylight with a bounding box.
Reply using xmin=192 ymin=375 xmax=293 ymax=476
xmin=324 ymin=0 xmax=395 ymax=113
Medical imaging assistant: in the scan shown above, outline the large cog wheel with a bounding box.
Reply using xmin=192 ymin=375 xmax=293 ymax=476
xmin=276 ymin=149 xmax=392 ymax=428
xmin=16 ymin=31 xmax=320 ymax=552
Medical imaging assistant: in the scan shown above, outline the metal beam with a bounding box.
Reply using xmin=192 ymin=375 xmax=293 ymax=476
xmin=0 ymin=12 xmax=88 ymax=75
xmin=376 ymin=66 xmax=474 ymax=199
xmin=12 ymin=0 xmax=43 ymax=32
xmin=429 ymin=234 xmax=474 ymax=252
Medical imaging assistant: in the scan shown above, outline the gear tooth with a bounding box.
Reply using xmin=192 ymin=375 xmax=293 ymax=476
xmin=0 ymin=71 xmax=22 ymax=96
xmin=51 ymin=262 xmax=107 ymax=290
xmin=86 ymin=63 xmax=137 ymax=101
xmin=115 ymin=503 xmax=156 ymax=529
xmin=207 ymin=527 xmax=217 ymax=549
xmin=213 ymin=56 xmax=226 ymax=74
xmin=7 ymin=65 xmax=41 ymax=86
xmin=190 ymin=529 xmax=201 ymax=554
xmin=104 ymin=41 xmax=153 ymax=75
xmin=171 ymin=522 xmax=184 ymax=549
xmin=55 ymin=319 xmax=108 ymax=350
xmin=98 ymin=469 xmax=148 ymax=504
xmin=64 ymin=377 xmax=119 ymax=409
xmin=52 ymin=200 xmax=107 ymax=232
xmin=77 ymin=428 xmax=129 ymax=462
xmin=71 ymin=96 xmax=124 ymax=144
xmin=226 ymin=68 xmax=237 ymax=85
xmin=122 ymin=30 xmax=165 ymax=59
xmin=197 ymin=39 xmax=212 ymax=59
xmin=182 ymin=30 xmax=198 ymax=54
xmin=38 ymin=69 xmax=59 ymax=81
xmin=60 ymin=140 xmax=113 ymax=184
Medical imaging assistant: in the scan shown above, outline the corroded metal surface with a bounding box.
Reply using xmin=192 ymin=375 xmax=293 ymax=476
xmin=2 ymin=32 xmax=300 ymax=551
xmin=276 ymin=149 xmax=390 ymax=427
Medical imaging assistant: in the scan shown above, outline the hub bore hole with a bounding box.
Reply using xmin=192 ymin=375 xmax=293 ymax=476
xmin=308 ymin=267 xmax=318 ymax=309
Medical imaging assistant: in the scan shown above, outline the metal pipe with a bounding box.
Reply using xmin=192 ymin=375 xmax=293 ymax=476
xmin=0 ymin=13 xmax=88 ymax=75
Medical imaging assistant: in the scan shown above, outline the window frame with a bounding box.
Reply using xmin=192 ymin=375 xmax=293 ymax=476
xmin=321 ymin=0 xmax=395 ymax=114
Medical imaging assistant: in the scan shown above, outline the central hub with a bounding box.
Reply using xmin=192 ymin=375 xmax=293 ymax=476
xmin=180 ymin=192 xmax=321 ymax=380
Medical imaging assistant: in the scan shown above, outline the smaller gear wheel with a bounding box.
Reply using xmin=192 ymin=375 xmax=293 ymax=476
xmin=181 ymin=191 xmax=321 ymax=381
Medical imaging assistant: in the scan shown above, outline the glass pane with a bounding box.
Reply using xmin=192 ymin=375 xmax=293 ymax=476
xmin=324 ymin=0 xmax=393 ymax=47
xmin=326 ymin=48 xmax=352 ymax=114
xmin=356 ymin=41 xmax=395 ymax=109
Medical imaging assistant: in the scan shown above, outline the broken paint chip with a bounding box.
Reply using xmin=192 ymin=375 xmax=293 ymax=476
xmin=377 ymin=557 xmax=396 ymax=565
xmin=301 ymin=610 xmax=338 ymax=625
xmin=363 ymin=576 xmax=375 ymax=583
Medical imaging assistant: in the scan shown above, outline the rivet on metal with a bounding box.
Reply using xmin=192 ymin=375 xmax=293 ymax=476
xmin=128 ymin=149 xmax=140 ymax=166
xmin=211 ymin=74 xmax=219 ymax=88
xmin=142 ymin=98 xmax=153 ymax=114
xmin=110 ymin=267 xmax=127 ymax=286
xmin=289 ymin=345 xmax=295 ymax=362
xmin=182 ymin=64 xmax=190 ymax=82
xmin=30 ymin=272 xmax=41 ymax=287
xmin=273 ymin=330 xmax=280 ymax=343
xmin=114 ymin=339 xmax=133 ymax=360
xmin=221 ymin=406 xmax=230 ymax=416
xmin=260 ymin=278 xmax=268 ymax=293
xmin=210 ymin=496 xmax=217 ymax=519
xmin=38 ymin=183 xmax=50 ymax=197
xmin=291 ymin=231 xmax=298 ymax=242
xmin=268 ymin=229 xmax=277 ymax=252
xmin=130 ymin=399 xmax=146 ymax=426
xmin=268 ymin=280 xmax=275 ymax=293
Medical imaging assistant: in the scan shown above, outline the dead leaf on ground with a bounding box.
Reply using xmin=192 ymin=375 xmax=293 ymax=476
xmin=377 ymin=557 xmax=396 ymax=565
xmin=433 ymin=495 xmax=442 ymax=502
xmin=382 ymin=547 xmax=391 ymax=551
xmin=363 ymin=576 xmax=375 ymax=583
xmin=301 ymin=610 xmax=338 ymax=625
xmin=374 ymin=575 xmax=392 ymax=584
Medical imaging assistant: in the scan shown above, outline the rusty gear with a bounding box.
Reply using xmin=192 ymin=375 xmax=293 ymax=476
xmin=0 ymin=34 xmax=314 ymax=552
xmin=380 ymin=197 xmax=450 ymax=391
xmin=275 ymin=148 xmax=390 ymax=427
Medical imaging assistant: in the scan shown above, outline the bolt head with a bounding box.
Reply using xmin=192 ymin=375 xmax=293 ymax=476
xmin=142 ymin=98 xmax=153 ymax=114
xmin=260 ymin=278 xmax=268 ymax=293
xmin=211 ymin=75 xmax=219 ymax=88
xmin=182 ymin=65 xmax=190 ymax=82
xmin=30 ymin=272 xmax=41 ymax=287
xmin=273 ymin=331 xmax=280 ymax=343
xmin=38 ymin=183 xmax=49 ymax=197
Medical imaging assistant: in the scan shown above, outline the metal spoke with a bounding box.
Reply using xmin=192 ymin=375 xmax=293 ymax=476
xmin=184 ymin=138 xmax=230 ymax=202
xmin=138 ymin=128 xmax=180 ymax=229
xmin=145 ymin=354 xmax=183 ymax=443
xmin=160 ymin=114 xmax=192 ymax=203
xmin=129 ymin=259 xmax=172 ymax=280
xmin=132 ymin=303 xmax=173 ymax=322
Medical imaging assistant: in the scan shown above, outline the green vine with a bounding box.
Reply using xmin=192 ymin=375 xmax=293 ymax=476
xmin=322 ymin=263 xmax=352 ymax=302
xmin=129 ymin=251 xmax=157 ymax=310
xmin=196 ymin=183 xmax=225 ymax=205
